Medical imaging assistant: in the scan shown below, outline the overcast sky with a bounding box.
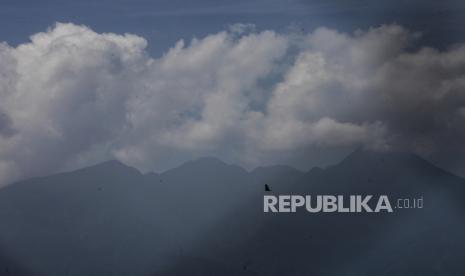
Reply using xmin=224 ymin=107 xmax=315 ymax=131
xmin=1 ymin=0 xmax=465 ymax=185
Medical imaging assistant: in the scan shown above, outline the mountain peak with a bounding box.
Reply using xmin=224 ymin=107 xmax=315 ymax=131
xmin=95 ymin=159 xmax=127 ymax=167
xmin=72 ymin=159 xmax=141 ymax=177
xmin=340 ymin=149 xmax=416 ymax=164
xmin=251 ymin=165 xmax=303 ymax=177
xmin=333 ymin=149 xmax=447 ymax=177
xmin=87 ymin=159 xmax=131 ymax=169
xmin=179 ymin=156 xmax=228 ymax=168
xmin=163 ymin=156 xmax=246 ymax=176
xmin=192 ymin=156 xmax=227 ymax=164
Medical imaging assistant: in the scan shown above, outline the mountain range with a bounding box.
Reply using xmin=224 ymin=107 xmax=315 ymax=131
xmin=0 ymin=150 xmax=463 ymax=275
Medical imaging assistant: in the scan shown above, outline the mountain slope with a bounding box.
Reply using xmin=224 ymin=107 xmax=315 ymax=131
xmin=162 ymin=150 xmax=465 ymax=276
xmin=0 ymin=158 xmax=293 ymax=275
xmin=0 ymin=151 xmax=463 ymax=275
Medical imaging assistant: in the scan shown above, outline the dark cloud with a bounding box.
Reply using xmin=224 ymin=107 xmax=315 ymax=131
xmin=0 ymin=112 xmax=15 ymax=137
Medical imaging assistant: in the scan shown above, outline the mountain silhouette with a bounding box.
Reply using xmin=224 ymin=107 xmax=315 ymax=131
xmin=160 ymin=150 xmax=465 ymax=276
xmin=0 ymin=150 xmax=463 ymax=275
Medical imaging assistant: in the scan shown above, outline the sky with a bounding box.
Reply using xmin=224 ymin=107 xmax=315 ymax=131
xmin=1 ymin=0 xmax=465 ymax=185
xmin=2 ymin=0 xmax=465 ymax=55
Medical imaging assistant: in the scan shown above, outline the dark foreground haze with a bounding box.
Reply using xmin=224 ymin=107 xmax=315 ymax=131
xmin=0 ymin=150 xmax=464 ymax=276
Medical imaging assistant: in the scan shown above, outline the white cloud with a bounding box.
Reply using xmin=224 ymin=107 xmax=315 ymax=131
xmin=1 ymin=22 xmax=465 ymax=184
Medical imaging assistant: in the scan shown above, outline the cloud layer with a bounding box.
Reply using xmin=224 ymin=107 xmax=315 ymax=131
xmin=1 ymin=23 xmax=465 ymax=184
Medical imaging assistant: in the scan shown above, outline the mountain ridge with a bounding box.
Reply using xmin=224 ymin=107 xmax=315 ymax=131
xmin=5 ymin=149 xmax=461 ymax=189
xmin=0 ymin=150 xmax=463 ymax=275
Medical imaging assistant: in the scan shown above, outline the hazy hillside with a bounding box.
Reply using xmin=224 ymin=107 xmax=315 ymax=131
xmin=0 ymin=151 xmax=463 ymax=275
xmin=160 ymin=151 xmax=465 ymax=276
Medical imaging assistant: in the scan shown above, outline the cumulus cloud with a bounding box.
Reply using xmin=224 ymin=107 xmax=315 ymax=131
xmin=0 ymin=22 xmax=464 ymax=185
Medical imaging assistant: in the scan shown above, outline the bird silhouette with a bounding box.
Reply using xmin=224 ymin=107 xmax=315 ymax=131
xmin=264 ymin=184 xmax=271 ymax=192
xmin=242 ymin=260 xmax=252 ymax=271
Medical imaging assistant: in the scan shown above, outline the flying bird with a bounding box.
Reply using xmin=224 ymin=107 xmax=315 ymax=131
xmin=242 ymin=260 xmax=252 ymax=271
xmin=264 ymin=184 xmax=271 ymax=192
